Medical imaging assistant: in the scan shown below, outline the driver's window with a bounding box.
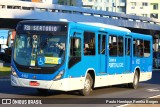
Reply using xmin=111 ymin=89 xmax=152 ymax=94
xmin=70 ymin=37 xmax=81 ymax=57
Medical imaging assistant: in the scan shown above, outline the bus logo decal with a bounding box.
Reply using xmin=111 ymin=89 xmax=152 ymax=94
xmin=109 ymin=63 xmax=124 ymax=68
xmin=109 ymin=58 xmax=124 ymax=68
xmin=136 ymin=59 xmax=140 ymax=64
xmin=38 ymin=57 xmax=45 ymax=66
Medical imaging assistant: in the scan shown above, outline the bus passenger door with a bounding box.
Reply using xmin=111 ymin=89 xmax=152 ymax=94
xmin=98 ymin=33 xmax=107 ymax=74
xmin=125 ymin=36 xmax=132 ymax=73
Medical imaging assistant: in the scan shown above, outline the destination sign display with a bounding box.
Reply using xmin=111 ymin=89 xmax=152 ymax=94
xmin=23 ymin=25 xmax=60 ymax=32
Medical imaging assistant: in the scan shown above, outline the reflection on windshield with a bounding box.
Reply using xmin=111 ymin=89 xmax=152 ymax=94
xmin=14 ymin=34 xmax=66 ymax=67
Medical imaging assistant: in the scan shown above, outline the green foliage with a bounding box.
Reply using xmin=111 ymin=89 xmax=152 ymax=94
xmin=0 ymin=66 xmax=11 ymax=76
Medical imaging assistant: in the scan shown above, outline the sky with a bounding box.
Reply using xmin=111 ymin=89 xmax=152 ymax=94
xmin=0 ymin=30 xmax=8 ymax=43
xmin=0 ymin=30 xmax=9 ymax=52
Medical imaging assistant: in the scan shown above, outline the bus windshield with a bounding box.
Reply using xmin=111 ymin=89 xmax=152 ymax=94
xmin=14 ymin=33 xmax=66 ymax=67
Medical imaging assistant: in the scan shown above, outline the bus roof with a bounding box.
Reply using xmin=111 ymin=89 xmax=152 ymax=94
xmin=18 ymin=20 xmax=152 ymax=39
xmin=131 ymin=32 xmax=152 ymax=40
xmin=18 ymin=20 xmax=131 ymax=33
xmin=78 ymin=22 xmax=131 ymax=33
xmin=18 ymin=20 xmax=68 ymax=24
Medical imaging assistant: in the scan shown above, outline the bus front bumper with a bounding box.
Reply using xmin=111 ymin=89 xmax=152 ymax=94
xmin=11 ymin=75 xmax=69 ymax=91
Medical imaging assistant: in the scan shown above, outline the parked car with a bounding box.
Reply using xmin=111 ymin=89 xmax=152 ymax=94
xmin=153 ymin=52 xmax=160 ymax=68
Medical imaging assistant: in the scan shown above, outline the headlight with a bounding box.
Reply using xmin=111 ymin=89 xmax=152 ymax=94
xmin=54 ymin=70 xmax=65 ymax=80
xmin=11 ymin=66 xmax=18 ymax=77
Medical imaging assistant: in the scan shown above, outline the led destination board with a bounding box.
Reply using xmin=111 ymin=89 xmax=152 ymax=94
xmin=24 ymin=25 xmax=60 ymax=32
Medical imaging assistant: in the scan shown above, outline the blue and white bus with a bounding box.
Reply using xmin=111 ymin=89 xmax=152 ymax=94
xmin=11 ymin=21 xmax=152 ymax=95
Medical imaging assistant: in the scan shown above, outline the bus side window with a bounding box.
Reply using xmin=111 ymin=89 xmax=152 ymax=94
xmin=144 ymin=40 xmax=150 ymax=57
xmin=133 ymin=39 xmax=139 ymax=57
xmin=98 ymin=34 xmax=106 ymax=54
xmin=134 ymin=39 xmax=144 ymax=57
xmin=133 ymin=39 xmax=137 ymax=56
xmin=102 ymin=35 xmax=106 ymax=54
xmin=84 ymin=32 xmax=95 ymax=56
xmin=118 ymin=36 xmax=123 ymax=56
xmin=109 ymin=35 xmax=118 ymax=56
xmin=138 ymin=40 xmax=144 ymax=57
xmin=125 ymin=38 xmax=131 ymax=56
xmin=127 ymin=38 xmax=131 ymax=55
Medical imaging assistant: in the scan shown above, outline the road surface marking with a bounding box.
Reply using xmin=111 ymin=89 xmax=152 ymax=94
xmin=147 ymin=88 xmax=160 ymax=92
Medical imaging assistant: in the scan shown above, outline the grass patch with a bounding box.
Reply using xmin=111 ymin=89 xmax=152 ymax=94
xmin=0 ymin=66 xmax=11 ymax=76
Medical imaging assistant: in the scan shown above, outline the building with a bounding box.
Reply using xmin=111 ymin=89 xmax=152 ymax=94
xmin=126 ymin=0 xmax=150 ymax=17
xmin=29 ymin=0 xmax=55 ymax=4
xmin=82 ymin=0 xmax=160 ymax=20
xmin=11 ymin=0 xmax=160 ymax=19
xmin=57 ymin=0 xmax=82 ymax=7
xmin=126 ymin=0 xmax=160 ymax=19
xmin=13 ymin=0 xmax=82 ymax=6
xmin=150 ymin=0 xmax=160 ymax=19
xmin=82 ymin=0 xmax=126 ymax=13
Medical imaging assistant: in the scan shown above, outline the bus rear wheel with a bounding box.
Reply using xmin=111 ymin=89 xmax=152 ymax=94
xmin=80 ymin=73 xmax=93 ymax=96
xmin=128 ymin=71 xmax=139 ymax=89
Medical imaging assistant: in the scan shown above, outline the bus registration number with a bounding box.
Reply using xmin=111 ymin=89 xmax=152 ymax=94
xmin=29 ymin=81 xmax=40 ymax=86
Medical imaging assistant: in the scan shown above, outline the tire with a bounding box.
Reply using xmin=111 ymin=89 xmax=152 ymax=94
xmin=80 ymin=73 xmax=93 ymax=96
xmin=37 ymin=88 xmax=48 ymax=94
xmin=128 ymin=71 xmax=139 ymax=89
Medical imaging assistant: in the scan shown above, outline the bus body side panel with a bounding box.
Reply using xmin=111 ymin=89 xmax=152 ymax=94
xmin=95 ymin=31 xmax=134 ymax=87
xmin=139 ymin=36 xmax=152 ymax=82
xmin=94 ymin=74 xmax=134 ymax=87
xmin=131 ymin=33 xmax=152 ymax=82
xmin=63 ymin=24 xmax=99 ymax=91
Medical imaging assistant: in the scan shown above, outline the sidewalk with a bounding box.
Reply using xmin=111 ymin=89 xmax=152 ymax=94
xmin=3 ymin=62 xmax=11 ymax=67
xmin=0 ymin=62 xmax=11 ymax=79
xmin=0 ymin=75 xmax=10 ymax=79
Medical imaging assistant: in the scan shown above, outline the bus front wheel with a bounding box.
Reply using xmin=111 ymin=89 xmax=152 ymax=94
xmin=80 ymin=73 xmax=93 ymax=96
xmin=128 ymin=71 xmax=139 ymax=89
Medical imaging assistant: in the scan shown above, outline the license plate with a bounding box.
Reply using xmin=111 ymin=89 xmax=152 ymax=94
xmin=29 ymin=81 xmax=40 ymax=86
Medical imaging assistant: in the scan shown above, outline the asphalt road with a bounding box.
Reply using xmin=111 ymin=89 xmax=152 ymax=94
xmin=0 ymin=70 xmax=160 ymax=107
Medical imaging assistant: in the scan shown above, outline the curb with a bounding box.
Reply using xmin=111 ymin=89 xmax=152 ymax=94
xmin=0 ymin=76 xmax=10 ymax=81
xmin=153 ymin=69 xmax=160 ymax=71
xmin=0 ymin=79 xmax=10 ymax=81
xmin=0 ymin=76 xmax=10 ymax=79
